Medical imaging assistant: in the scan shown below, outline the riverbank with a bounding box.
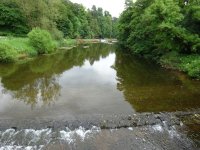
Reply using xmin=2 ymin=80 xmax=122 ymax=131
xmin=0 ymin=43 xmax=199 ymax=149
xmin=0 ymin=36 xmax=117 ymax=63
xmin=0 ymin=111 xmax=199 ymax=149
xmin=119 ymin=48 xmax=200 ymax=80
xmin=160 ymin=52 xmax=200 ymax=79
xmin=117 ymin=0 xmax=200 ymax=80
xmin=0 ymin=36 xmax=103 ymax=62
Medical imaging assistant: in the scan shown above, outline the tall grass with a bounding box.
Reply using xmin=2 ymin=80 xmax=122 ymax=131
xmin=0 ymin=37 xmax=37 ymax=56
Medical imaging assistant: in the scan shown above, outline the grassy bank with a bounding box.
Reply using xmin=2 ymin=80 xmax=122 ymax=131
xmin=61 ymin=39 xmax=100 ymax=47
xmin=0 ymin=37 xmax=67 ymax=62
xmin=0 ymin=37 xmax=37 ymax=57
xmin=160 ymin=52 xmax=200 ymax=79
xmin=0 ymin=36 xmax=60 ymax=60
xmin=0 ymin=35 xmax=102 ymax=63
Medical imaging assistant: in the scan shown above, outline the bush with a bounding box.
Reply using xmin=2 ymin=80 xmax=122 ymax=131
xmin=50 ymin=28 xmax=64 ymax=41
xmin=0 ymin=43 xmax=17 ymax=63
xmin=160 ymin=52 xmax=200 ymax=78
xmin=185 ymin=60 xmax=200 ymax=78
xmin=180 ymin=55 xmax=200 ymax=78
xmin=28 ymin=28 xmax=56 ymax=54
xmin=160 ymin=52 xmax=181 ymax=68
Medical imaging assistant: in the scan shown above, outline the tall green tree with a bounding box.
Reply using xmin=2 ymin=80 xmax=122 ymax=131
xmin=0 ymin=0 xmax=118 ymax=38
xmin=0 ymin=1 xmax=29 ymax=34
xmin=118 ymin=0 xmax=200 ymax=57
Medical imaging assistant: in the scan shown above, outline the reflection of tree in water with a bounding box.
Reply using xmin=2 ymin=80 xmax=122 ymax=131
xmin=0 ymin=63 xmax=18 ymax=78
xmin=0 ymin=44 xmax=114 ymax=107
xmin=13 ymin=76 xmax=60 ymax=108
xmin=114 ymin=50 xmax=200 ymax=112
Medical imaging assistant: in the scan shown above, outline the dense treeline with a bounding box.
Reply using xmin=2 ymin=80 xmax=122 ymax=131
xmin=118 ymin=0 xmax=200 ymax=78
xmin=0 ymin=0 xmax=118 ymax=39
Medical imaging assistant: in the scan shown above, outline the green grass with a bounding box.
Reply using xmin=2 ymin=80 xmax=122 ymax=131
xmin=61 ymin=39 xmax=77 ymax=47
xmin=0 ymin=36 xmax=61 ymax=59
xmin=0 ymin=37 xmax=36 ymax=57
xmin=0 ymin=36 xmax=101 ymax=63
xmin=61 ymin=39 xmax=100 ymax=47
xmin=160 ymin=52 xmax=200 ymax=79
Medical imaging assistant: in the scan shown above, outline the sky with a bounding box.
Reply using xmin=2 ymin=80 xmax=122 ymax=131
xmin=70 ymin=0 xmax=126 ymax=17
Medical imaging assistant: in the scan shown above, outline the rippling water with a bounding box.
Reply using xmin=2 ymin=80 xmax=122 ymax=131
xmin=0 ymin=125 xmax=188 ymax=150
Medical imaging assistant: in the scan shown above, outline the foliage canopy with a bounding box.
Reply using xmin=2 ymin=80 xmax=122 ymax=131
xmin=0 ymin=0 xmax=118 ymax=39
xmin=118 ymin=0 xmax=200 ymax=56
xmin=118 ymin=0 xmax=200 ymax=78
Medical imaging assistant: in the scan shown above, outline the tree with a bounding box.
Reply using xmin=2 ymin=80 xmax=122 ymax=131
xmin=0 ymin=1 xmax=29 ymax=35
xmin=125 ymin=0 xmax=134 ymax=8
xmin=0 ymin=0 xmax=118 ymax=39
xmin=118 ymin=0 xmax=200 ymax=57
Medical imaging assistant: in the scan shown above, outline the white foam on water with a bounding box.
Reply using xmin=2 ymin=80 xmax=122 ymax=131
xmin=151 ymin=124 xmax=180 ymax=139
xmin=110 ymin=128 xmax=118 ymax=132
xmin=160 ymin=121 xmax=180 ymax=138
xmin=128 ymin=127 xmax=133 ymax=131
xmin=0 ymin=129 xmax=51 ymax=149
xmin=60 ymin=126 xmax=101 ymax=144
xmin=60 ymin=130 xmax=74 ymax=144
xmin=1 ymin=129 xmax=15 ymax=137
xmin=24 ymin=128 xmax=52 ymax=137
xmin=152 ymin=124 xmax=163 ymax=132
xmin=0 ymin=126 xmax=101 ymax=148
xmin=24 ymin=128 xmax=52 ymax=145
xmin=168 ymin=126 xmax=180 ymax=139
xmin=0 ymin=146 xmax=43 ymax=150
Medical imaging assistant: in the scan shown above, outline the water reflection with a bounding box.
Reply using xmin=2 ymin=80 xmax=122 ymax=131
xmin=114 ymin=50 xmax=200 ymax=112
xmin=0 ymin=44 xmax=114 ymax=108
xmin=0 ymin=44 xmax=200 ymax=118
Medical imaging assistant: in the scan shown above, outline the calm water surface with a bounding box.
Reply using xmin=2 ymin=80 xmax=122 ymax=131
xmin=0 ymin=44 xmax=200 ymax=119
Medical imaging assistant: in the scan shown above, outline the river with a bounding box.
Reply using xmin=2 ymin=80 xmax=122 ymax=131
xmin=0 ymin=44 xmax=199 ymax=149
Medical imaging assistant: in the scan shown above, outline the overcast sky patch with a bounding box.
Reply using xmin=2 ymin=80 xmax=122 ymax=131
xmin=70 ymin=0 xmax=125 ymax=17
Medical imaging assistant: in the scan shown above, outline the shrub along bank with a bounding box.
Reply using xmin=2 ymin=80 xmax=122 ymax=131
xmin=118 ymin=0 xmax=200 ymax=79
xmin=0 ymin=29 xmax=105 ymax=63
xmin=160 ymin=52 xmax=200 ymax=78
xmin=0 ymin=28 xmax=59 ymax=62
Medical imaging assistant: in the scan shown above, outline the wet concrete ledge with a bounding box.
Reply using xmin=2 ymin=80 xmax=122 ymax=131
xmin=0 ymin=110 xmax=199 ymax=131
xmin=0 ymin=111 xmax=199 ymax=149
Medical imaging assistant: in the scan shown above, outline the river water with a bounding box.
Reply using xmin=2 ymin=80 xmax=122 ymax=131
xmin=0 ymin=43 xmax=199 ymax=149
